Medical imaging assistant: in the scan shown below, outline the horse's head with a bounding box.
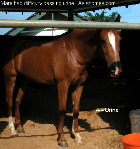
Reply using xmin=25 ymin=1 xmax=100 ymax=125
xmin=99 ymin=15 xmax=122 ymax=77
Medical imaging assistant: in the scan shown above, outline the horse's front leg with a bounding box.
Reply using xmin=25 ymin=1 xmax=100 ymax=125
xmin=57 ymin=80 xmax=69 ymax=147
xmin=72 ymin=85 xmax=83 ymax=143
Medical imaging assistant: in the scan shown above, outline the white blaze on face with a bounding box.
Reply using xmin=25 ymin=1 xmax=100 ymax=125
xmin=108 ymin=31 xmax=116 ymax=54
xmin=108 ymin=31 xmax=120 ymax=76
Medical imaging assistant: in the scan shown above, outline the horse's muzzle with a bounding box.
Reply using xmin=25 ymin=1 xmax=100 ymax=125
xmin=109 ymin=61 xmax=122 ymax=77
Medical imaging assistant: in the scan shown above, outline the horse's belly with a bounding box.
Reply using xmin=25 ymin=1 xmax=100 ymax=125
xmin=15 ymin=52 xmax=55 ymax=85
xmin=21 ymin=71 xmax=55 ymax=85
xmin=19 ymin=68 xmax=55 ymax=85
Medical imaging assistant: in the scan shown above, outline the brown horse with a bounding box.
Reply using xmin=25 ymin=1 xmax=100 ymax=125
xmin=2 ymin=16 xmax=122 ymax=147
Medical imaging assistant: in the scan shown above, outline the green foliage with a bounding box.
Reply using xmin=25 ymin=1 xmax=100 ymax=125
xmin=84 ymin=10 xmax=120 ymax=22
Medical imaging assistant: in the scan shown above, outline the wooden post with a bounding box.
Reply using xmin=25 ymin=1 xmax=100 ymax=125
xmin=68 ymin=9 xmax=73 ymax=21
xmin=52 ymin=13 xmax=54 ymax=36
xmin=68 ymin=9 xmax=73 ymax=32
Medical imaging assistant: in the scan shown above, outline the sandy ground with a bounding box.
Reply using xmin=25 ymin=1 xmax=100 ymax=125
xmin=0 ymin=78 xmax=139 ymax=149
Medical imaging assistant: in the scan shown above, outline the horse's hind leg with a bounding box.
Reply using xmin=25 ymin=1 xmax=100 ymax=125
xmin=15 ymin=79 xmax=28 ymax=134
xmin=71 ymin=85 xmax=83 ymax=143
xmin=5 ymin=75 xmax=17 ymax=137
xmin=15 ymin=87 xmax=24 ymax=133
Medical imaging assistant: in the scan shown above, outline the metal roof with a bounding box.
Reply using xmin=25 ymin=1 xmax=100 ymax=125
xmin=5 ymin=12 xmax=88 ymax=36
xmin=0 ymin=0 xmax=140 ymax=13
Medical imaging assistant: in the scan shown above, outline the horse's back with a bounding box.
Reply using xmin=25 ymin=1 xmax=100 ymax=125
xmin=2 ymin=35 xmax=69 ymax=84
xmin=2 ymin=31 xmax=88 ymax=85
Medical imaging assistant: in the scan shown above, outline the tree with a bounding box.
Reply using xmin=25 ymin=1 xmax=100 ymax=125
xmin=84 ymin=10 xmax=120 ymax=22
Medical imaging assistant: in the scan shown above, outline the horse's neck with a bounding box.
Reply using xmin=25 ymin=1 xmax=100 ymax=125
xmin=69 ymin=29 xmax=99 ymax=64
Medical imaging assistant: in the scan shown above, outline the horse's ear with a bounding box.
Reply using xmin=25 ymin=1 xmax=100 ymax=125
xmin=114 ymin=14 xmax=121 ymax=22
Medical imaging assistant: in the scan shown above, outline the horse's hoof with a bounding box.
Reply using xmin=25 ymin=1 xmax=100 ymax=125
xmin=58 ymin=141 xmax=69 ymax=147
xmin=17 ymin=130 xmax=25 ymax=133
xmin=10 ymin=134 xmax=18 ymax=138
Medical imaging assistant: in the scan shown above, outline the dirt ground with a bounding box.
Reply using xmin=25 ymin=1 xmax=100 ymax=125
xmin=0 ymin=78 xmax=139 ymax=149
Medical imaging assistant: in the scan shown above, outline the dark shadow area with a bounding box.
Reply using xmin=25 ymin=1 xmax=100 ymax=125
xmin=0 ymin=121 xmax=8 ymax=135
xmin=19 ymin=83 xmax=94 ymax=133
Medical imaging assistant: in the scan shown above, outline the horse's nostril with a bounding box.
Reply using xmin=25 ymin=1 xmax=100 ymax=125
xmin=109 ymin=61 xmax=122 ymax=73
xmin=110 ymin=67 xmax=122 ymax=77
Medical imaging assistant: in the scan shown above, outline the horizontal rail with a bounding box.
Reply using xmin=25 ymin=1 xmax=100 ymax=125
xmin=0 ymin=20 xmax=140 ymax=30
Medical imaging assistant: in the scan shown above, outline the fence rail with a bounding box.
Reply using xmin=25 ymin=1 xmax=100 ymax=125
xmin=0 ymin=20 xmax=140 ymax=30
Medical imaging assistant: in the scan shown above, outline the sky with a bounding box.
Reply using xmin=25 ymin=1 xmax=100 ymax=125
xmin=0 ymin=12 xmax=34 ymax=35
xmin=0 ymin=4 xmax=140 ymax=35
xmin=85 ymin=4 xmax=140 ymax=23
